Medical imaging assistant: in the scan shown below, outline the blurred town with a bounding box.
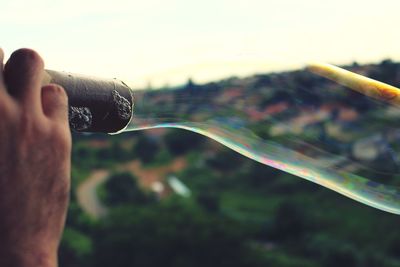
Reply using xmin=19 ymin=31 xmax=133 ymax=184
xmin=136 ymin=59 xmax=400 ymax=178
xmin=62 ymin=60 xmax=400 ymax=267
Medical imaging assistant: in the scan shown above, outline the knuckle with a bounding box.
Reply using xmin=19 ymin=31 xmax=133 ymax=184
xmin=0 ymin=98 xmax=17 ymax=120
xmin=59 ymin=126 xmax=72 ymax=148
xmin=0 ymin=101 xmax=9 ymax=115
xmin=19 ymin=112 xmax=47 ymax=136
xmin=49 ymin=123 xmax=72 ymax=151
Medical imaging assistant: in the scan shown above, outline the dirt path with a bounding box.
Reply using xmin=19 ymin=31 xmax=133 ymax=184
xmin=76 ymin=158 xmax=187 ymax=218
xmin=122 ymin=158 xmax=186 ymax=187
xmin=76 ymin=169 xmax=110 ymax=218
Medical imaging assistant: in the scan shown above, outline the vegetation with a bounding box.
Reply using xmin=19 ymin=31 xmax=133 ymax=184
xmin=61 ymin=60 xmax=400 ymax=267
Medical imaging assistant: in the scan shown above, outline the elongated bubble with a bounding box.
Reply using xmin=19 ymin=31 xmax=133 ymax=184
xmin=120 ymin=65 xmax=400 ymax=214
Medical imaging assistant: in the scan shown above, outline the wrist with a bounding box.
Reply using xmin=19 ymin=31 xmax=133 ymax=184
xmin=0 ymin=245 xmax=57 ymax=267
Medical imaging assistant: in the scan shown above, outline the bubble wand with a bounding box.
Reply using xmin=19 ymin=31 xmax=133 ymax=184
xmin=307 ymin=62 xmax=400 ymax=106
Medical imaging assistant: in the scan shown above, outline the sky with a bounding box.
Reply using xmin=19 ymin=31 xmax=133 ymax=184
xmin=1 ymin=0 xmax=400 ymax=88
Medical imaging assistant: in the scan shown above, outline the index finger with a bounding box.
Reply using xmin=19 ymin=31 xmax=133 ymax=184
xmin=0 ymin=48 xmax=5 ymax=89
xmin=4 ymin=48 xmax=45 ymax=116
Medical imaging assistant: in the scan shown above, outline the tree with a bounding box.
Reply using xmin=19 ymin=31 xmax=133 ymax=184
xmin=92 ymin=199 xmax=266 ymax=267
xmin=164 ymin=130 xmax=205 ymax=156
xmin=205 ymin=149 xmax=244 ymax=172
xmin=133 ymin=135 xmax=160 ymax=163
xmin=103 ymin=172 xmax=153 ymax=206
xmin=270 ymin=201 xmax=313 ymax=242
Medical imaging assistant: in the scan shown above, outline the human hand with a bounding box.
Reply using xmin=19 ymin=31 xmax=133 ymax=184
xmin=0 ymin=48 xmax=71 ymax=267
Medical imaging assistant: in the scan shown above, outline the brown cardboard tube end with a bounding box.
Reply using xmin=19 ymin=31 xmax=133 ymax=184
xmin=45 ymin=70 xmax=134 ymax=133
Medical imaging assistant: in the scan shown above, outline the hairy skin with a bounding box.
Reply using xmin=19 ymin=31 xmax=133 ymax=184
xmin=0 ymin=48 xmax=71 ymax=267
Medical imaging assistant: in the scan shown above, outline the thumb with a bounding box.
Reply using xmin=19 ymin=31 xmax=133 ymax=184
xmin=41 ymin=84 xmax=69 ymax=123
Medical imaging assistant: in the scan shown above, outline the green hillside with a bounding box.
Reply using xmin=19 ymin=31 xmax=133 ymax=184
xmin=61 ymin=60 xmax=400 ymax=267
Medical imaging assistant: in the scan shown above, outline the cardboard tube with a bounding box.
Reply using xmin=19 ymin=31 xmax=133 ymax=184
xmin=43 ymin=70 xmax=134 ymax=133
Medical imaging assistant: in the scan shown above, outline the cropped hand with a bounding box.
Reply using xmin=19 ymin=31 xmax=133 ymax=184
xmin=0 ymin=48 xmax=71 ymax=267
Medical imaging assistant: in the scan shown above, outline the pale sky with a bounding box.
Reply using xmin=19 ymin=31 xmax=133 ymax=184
xmin=1 ymin=0 xmax=400 ymax=88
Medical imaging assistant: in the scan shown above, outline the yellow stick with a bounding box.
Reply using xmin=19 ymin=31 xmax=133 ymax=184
xmin=307 ymin=62 xmax=400 ymax=106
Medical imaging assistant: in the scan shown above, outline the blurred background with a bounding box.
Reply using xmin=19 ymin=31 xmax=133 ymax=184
xmin=3 ymin=0 xmax=400 ymax=266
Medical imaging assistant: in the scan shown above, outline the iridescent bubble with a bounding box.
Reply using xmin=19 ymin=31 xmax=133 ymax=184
xmin=120 ymin=65 xmax=400 ymax=214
